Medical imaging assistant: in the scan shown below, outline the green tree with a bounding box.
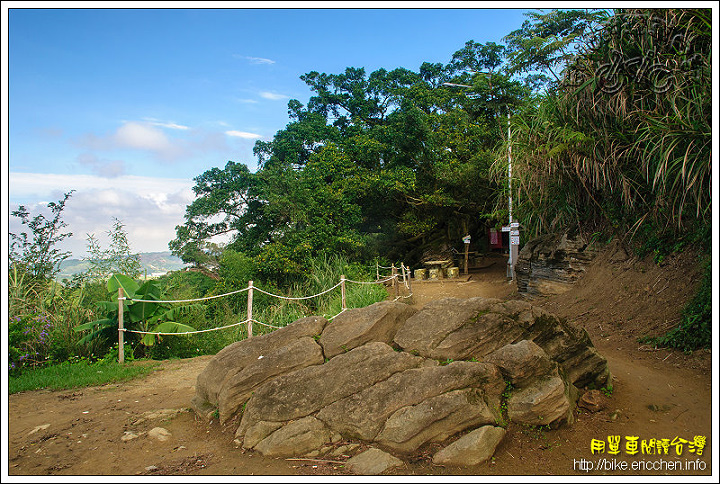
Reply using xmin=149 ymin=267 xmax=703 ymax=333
xmin=169 ymin=162 xmax=260 ymax=269
xmin=504 ymin=9 xmax=611 ymax=86
xmin=10 ymin=191 xmax=75 ymax=281
xmin=84 ymin=218 xmax=143 ymax=281
xmin=172 ymin=45 xmax=534 ymax=274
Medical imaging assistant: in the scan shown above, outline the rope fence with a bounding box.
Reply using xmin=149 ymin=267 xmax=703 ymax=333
xmin=115 ymin=263 xmax=414 ymax=362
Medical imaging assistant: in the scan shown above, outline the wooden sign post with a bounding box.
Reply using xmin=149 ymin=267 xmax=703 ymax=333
xmin=462 ymin=235 xmax=471 ymax=275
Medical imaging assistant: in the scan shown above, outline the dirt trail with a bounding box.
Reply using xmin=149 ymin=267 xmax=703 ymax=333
xmin=6 ymin=252 xmax=715 ymax=477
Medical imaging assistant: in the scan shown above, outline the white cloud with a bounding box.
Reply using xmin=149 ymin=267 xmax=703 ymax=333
xmin=114 ymin=121 xmax=175 ymax=153
xmin=142 ymin=118 xmax=190 ymax=130
xmin=225 ymin=130 xmax=262 ymax=139
xmin=237 ymin=55 xmax=276 ymax=65
xmin=259 ymin=91 xmax=289 ymax=101
xmin=9 ymin=172 xmax=192 ymax=200
xmin=8 ymin=172 xmax=196 ymax=257
xmin=76 ymin=120 xmax=234 ymax=163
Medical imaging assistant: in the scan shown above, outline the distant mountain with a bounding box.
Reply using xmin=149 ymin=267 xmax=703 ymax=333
xmin=57 ymin=251 xmax=188 ymax=280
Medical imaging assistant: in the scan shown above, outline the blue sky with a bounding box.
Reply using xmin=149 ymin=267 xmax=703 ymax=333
xmin=5 ymin=4 xmax=533 ymax=258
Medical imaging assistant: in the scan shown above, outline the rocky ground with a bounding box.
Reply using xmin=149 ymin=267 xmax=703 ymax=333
xmin=6 ymin=252 xmax=715 ymax=479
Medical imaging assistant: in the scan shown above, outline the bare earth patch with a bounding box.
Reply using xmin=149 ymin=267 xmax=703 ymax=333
xmin=7 ymin=252 xmax=714 ymax=477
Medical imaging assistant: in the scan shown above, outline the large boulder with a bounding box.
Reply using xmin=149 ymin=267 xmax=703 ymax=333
xmin=316 ymin=360 xmax=505 ymax=449
xmin=346 ymin=448 xmax=404 ymax=475
xmin=216 ymin=336 xmax=324 ymax=423
xmin=235 ymin=344 xmax=506 ymax=456
xmin=484 ymin=340 xmax=554 ymax=387
xmin=192 ymin=296 xmax=611 ymax=465
xmin=373 ymin=387 xmax=500 ymax=453
xmin=235 ymin=342 xmax=426 ymax=441
xmin=485 ymin=340 xmax=578 ymax=427
xmin=252 ymin=416 xmax=333 ymax=458
xmin=507 ymin=372 xmax=576 ymax=427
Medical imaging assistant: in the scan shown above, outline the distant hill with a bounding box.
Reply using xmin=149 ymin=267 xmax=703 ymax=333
xmin=57 ymin=251 xmax=188 ymax=280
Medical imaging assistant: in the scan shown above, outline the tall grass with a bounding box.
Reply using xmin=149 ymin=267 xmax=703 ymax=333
xmin=503 ymin=9 xmax=711 ymax=350
xmin=144 ymin=254 xmax=390 ymax=356
xmin=8 ymin=267 xmax=104 ymax=373
xmin=505 ymin=8 xmax=710 ymax=242
xmin=251 ymin=254 xmax=389 ymax=336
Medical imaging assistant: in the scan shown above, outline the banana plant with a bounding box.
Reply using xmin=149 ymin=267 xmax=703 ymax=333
xmin=74 ymin=274 xmax=199 ymax=347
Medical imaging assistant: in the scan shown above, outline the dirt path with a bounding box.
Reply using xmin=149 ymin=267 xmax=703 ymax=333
xmin=6 ymin=254 xmax=715 ymax=477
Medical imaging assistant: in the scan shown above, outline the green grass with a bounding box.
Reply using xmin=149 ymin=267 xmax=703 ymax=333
xmin=8 ymin=358 xmax=160 ymax=394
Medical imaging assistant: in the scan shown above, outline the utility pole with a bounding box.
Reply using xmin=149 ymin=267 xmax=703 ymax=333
xmin=507 ymin=112 xmax=519 ymax=281
xmin=443 ymin=78 xmax=519 ymax=280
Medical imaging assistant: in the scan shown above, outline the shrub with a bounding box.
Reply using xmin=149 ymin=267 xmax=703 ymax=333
xmin=652 ymin=258 xmax=711 ymax=351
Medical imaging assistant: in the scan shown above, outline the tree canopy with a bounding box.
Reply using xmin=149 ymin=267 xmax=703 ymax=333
xmin=171 ymin=44 xmax=532 ymax=282
xmin=171 ymin=8 xmax=710 ymax=286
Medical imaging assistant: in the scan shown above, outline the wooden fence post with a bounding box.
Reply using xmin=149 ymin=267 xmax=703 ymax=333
xmin=392 ymin=264 xmax=399 ymax=298
xmin=118 ymin=288 xmax=125 ymax=364
xmin=404 ymin=263 xmax=412 ymax=296
xmin=247 ymin=280 xmax=254 ymax=338
xmin=340 ymin=275 xmax=347 ymax=311
xmin=464 ymin=242 xmax=470 ymax=275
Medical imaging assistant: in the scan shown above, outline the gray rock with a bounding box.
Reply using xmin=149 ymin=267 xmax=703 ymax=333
xmin=319 ymin=301 xmax=417 ymax=358
xmin=432 ymin=425 xmax=506 ymax=466
xmin=393 ymin=297 xmax=610 ymax=390
xmin=192 ymin=315 xmax=327 ymax=417
xmin=217 ymin=336 xmax=324 ymax=422
xmin=507 ymin=373 xmax=574 ymax=427
xmin=253 ymin=416 xmax=332 ymax=457
xmin=515 ymin=232 xmax=599 ymax=297
xmin=518 ymin=307 xmax=611 ymax=389
xmin=484 ymin=340 xmax=554 ymax=387
xmin=316 ymin=361 xmax=504 ymax=446
xmin=346 ymin=448 xmax=403 ymax=475
xmin=393 ymin=297 xmax=502 ymax=359
xmin=191 ymin=295 xmax=610 ymax=465
xmin=374 ymin=388 xmax=500 ymax=453
xmin=235 ymin=342 xmax=424 ymax=441
xmin=241 ymin=420 xmax=283 ymax=449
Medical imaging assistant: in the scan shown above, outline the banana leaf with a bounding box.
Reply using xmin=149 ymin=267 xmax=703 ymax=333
xmin=107 ymin=273 xmax=139 ymax=300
